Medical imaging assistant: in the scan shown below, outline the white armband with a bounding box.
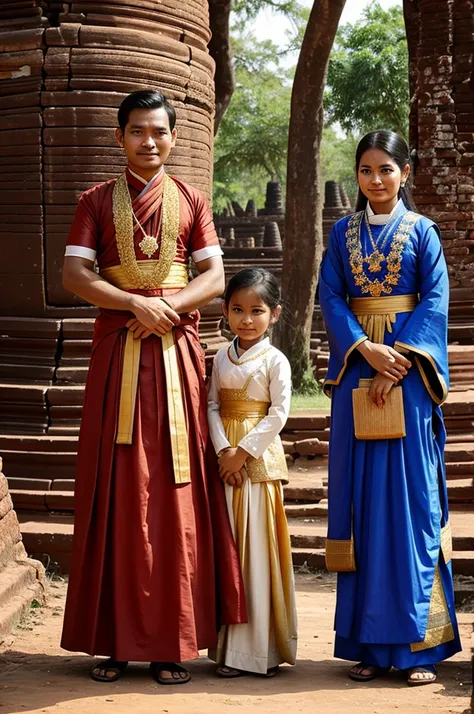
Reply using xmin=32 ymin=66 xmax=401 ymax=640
xmin=191 ymin=245 xmax=223 ymax=263
xmin=65 ymin=245 xmax=97 ymax=261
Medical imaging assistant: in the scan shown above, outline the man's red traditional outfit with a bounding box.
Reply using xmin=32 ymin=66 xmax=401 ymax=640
xmin=61 ymin=167 xmax=246 ymax=662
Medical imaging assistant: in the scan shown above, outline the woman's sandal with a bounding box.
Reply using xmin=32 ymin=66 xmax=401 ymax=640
xmin=91 ymin=659 xmax=128 ymax=682
xmin=264 ymin=666 xmax=279 ymax=678
xmin=150 ymin=661 xmax=191 ymax=685
xmin=216 ymin=665 xmax=279 ymax=679
xmin=216 ymin=666 xmax=247 ymax=678
xmin=406 ymin=666 xmax=437 ymax=686
xmin=349 ymin=663 xmax=391 ymax=682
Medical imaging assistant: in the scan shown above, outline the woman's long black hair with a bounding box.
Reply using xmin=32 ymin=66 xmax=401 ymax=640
xmin=354 ymin=130 xmax=417 ymax=212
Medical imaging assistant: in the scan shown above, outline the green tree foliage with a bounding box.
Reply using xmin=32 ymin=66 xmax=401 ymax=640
xmin=325 ymin=1 xmax=409 ymax=138
xmin=232 ymin=0 xmax=302 ymax=21
xmin=213 ymin=33 xmax=293 ymax=212
xmin=214 ymin=1 xmax=409 ymax=212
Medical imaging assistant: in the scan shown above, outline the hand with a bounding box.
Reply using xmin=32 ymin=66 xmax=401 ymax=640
xmin=369 ymin=373 xmax=395 ymax=408
xmin=221 ymin=468 xmax=248 ymax=488
xmin=130 ymin=295 xmax=180 ymax=336
xmin=222 ymin=472 xmax=236 ymax=487
xmin=357 ymin=341 xmax=411 ymax=383
xmin=126 ymin=318 xmax=156 ymax=340
xmin=218 ymin=447 xmax=248 ymax=480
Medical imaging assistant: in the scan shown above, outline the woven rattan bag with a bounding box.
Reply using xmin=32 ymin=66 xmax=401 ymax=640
xmin=352 ymin=378 xmax=406 ymax=440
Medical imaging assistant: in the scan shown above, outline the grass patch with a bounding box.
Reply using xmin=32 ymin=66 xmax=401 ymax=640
xmin=291 ymin=391 xmax=330 ymax=410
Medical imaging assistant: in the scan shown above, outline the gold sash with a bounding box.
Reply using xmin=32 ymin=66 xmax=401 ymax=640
xmin=349 ymin=293 xmax=418 ymax=344
xmin=108 ymin=262 xmax=190 ymax=485
xmin=220 ymin=399 xmax=270 ymax=421
xmin=101 ymin=261 xmax=188 ymax=292
xmin=219 ymin=387 xmax=288 ymax=484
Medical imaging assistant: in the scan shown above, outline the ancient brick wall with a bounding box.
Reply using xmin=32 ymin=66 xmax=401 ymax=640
xmin=0 ymin=461 xmax=45 ymax=637
xmin=404 ymin=0 xmax=474 ymax=290
xmin=0 ymin=0 xmax=215 ymax=316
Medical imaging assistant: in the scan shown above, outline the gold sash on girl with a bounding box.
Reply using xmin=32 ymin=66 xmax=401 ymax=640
xmin=105 ymin=172 xmax=191 ymax=484
xmin=219 ymin=376 xmax=288 ymax=484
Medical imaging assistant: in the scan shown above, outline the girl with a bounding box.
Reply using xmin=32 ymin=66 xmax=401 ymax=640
xmin=208 ymin=268 xmax=297 ymax=678
xmin=319 ymin=130 xmax=461 ymax=686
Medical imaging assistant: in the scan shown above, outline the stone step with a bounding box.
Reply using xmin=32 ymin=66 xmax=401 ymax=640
xmin=0 ymin=577 xmax=44 ymax=640
xmin=287 ymin=517 xmax=474 ymax=551
xmin=9 ymin=490 xmax=74 ymax=512
xmin=0 ymin=559 xmax=39 ymax=610
xmin=445 ymin=443 xmax=474 ymax=461
xmin=0 ymin=434 xmax=78 ymax=452
xmin=18 ymin=512 xmax=74 ymax=574
xmin=16 ymin=508 xmax=474 ymax=578
xmin=447 ymin=482 xmax=474 ymax=502
xmin=284 ymin=484 xmax=327 ymax=502
xmin=291 ymin=548 xmax=474 ymax=576
xmin=285 ymin=502 xmax=328 ymax=518
xmin=8 ymin=476 xmax=474 ymax=515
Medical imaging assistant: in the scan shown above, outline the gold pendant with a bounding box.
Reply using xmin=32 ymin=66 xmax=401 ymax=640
xmin=139 ymin=235 xmax=159 ymax=258
xmin=364 ymin=249 xmax=384 ymax=273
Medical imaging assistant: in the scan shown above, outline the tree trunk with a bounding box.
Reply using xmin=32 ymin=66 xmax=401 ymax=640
xmin=403 ymin=0 xmax=420 ymax=153
xmin=276 ymin=0 xmax=346 ymax=391
xmin=208 ymin=0 xmax=234 ymax=134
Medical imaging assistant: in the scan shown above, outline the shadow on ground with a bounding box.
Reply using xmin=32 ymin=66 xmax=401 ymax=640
xmin=0 ymin=650 xmax=471 ymax=714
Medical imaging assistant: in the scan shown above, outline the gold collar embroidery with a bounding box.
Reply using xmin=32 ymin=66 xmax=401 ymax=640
xmin=227 ymin=341 xmax=272 ymax=366
xmin=112 ymin=172 xmax=180 ymax=290
xmin=346 ymin=210 xmax=420 ymax=297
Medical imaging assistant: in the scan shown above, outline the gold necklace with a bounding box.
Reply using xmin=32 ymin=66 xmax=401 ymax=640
xmin=112 ymin=172 xmax=180 ymax=290
xmin=363 ymin=212 xmax=400 ymax=273
xmin=346 ymin=210 xmax=420 ymax=297
xmin=132 ymin=206 xmax=163 ymax=259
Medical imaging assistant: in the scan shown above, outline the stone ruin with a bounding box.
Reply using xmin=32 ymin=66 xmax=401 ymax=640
xmin=0 ymin=459 xmax=45 ymax=640
xmin=215 ymin=180 xmax=286 ymax=283
xmin=215 ymin=178 xmax=350 ymax=285
xmin=404 ymin=0 xmax=474 ymax=450
xmin=214 ymin=177 xmax=349 ymax=381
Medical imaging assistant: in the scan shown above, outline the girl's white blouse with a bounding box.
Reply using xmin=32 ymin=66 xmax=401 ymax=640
xmin=208 ymin=337 xmax=292 ymax=458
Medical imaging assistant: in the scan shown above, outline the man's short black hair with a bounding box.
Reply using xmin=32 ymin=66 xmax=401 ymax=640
xmin=117 ymin=90 xmax=176 ymax=132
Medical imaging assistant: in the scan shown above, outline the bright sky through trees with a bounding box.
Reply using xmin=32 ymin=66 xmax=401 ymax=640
xmin=253 ymin=0 xmax=401 ymax=53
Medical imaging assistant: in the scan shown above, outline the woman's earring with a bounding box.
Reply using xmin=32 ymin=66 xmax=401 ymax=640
xmin=401 ymin=182 xmax=406 ymax=188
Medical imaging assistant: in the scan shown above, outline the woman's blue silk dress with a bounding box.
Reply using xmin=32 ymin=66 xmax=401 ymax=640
xmin=319 ymin=204 xmax=462 ymax=669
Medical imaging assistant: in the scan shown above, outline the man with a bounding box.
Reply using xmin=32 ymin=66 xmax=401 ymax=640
xmin=61 ymin=90 xmax=246 ymax=685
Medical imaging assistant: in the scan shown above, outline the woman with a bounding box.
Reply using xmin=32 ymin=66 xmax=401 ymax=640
xmin=319 ymin=130 xmax=461 ymax=686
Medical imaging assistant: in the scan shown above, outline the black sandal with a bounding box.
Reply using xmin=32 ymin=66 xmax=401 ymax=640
xmin=406 ymin=666 xmax=437 ymax=686
xmin=150 ymin=661 xmax=191 ymax=685
xmin=91 ymin=659 xmax=128 ymax=682
xmin=349 ymin=663 xmax=390 ymax=682
xmin=216 ymin=665 xmax=246 ymax=678
xmin=264 ymin=666 xmax=279 ymax=678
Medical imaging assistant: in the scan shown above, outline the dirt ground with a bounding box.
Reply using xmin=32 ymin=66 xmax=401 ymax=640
xmin=0 ymin=573 xmax=472 ymax=714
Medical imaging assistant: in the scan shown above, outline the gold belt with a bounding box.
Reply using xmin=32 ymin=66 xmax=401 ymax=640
xmin=111 ymin=263 xmax=191 ymax=484
xmin=220 ymin=399 xmax=270 ymax=422
xmin=349 ymin=294 xmax=417 ymax=344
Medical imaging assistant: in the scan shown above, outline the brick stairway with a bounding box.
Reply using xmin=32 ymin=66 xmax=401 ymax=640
xmin=3 ymin=400 xmax=474 ymax=582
